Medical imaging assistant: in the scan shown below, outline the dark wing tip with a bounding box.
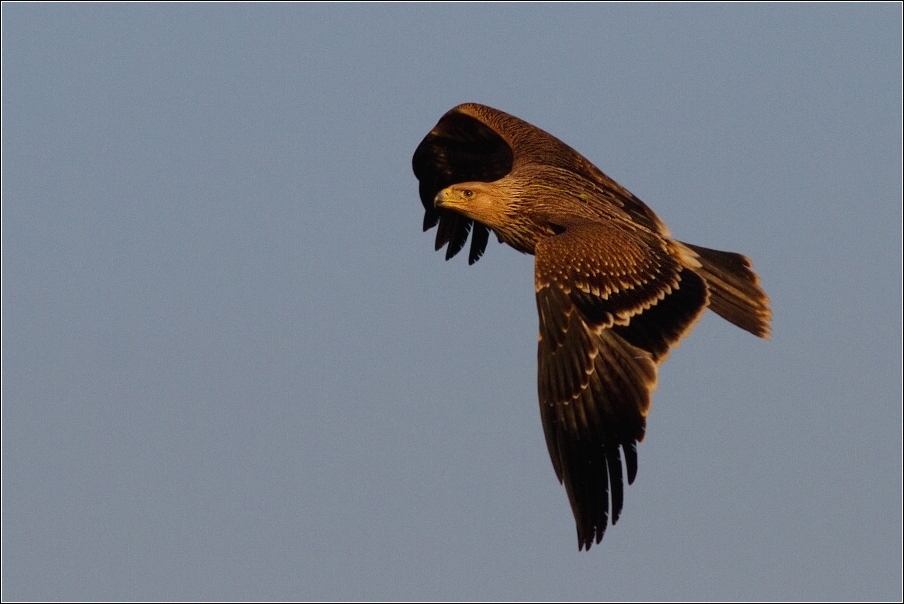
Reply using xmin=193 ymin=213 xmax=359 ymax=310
xmin=468 ymin=222 xmax=490 ymax=265
xmin=573 ymin=441 xmax=638 ymax=551
xmin=624 ymin=441 xmax=638 ymax=485
xmin=445 ymin=216 xmax=471 ymax=260
xmin=607 ymin=445 xmax=625 ymax=526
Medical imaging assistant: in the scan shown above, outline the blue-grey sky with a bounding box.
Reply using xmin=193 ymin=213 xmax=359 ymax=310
xmin=3 ymin=4 xmax=901 ymax=601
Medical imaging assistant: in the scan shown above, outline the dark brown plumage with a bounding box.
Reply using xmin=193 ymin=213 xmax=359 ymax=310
xmin=412 ymin=103 xmax=771 ymax=550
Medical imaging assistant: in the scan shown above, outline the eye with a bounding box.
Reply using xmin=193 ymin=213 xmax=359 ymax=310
xmin=463 ymin=189 xmax=473 ymax=198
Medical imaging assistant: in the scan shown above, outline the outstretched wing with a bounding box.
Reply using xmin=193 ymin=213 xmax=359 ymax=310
xmin=535 ymin=220 xmax=708 ymax=549
xmin=412 ymin=103 xmax=669 ymax=264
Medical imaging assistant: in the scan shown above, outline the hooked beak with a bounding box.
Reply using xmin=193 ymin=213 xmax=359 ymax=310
xmin=433 ymin=187 xmax=452 ymax=209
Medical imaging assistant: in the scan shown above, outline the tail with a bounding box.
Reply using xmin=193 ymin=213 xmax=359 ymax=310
xmin=679 ymin=242 xmax=772 ymax=339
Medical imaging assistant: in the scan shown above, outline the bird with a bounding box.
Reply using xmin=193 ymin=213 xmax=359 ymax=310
xmin=412 ymin=103 xmax=771 ymax=551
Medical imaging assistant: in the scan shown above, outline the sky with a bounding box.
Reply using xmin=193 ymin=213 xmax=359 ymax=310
xmin=2 ymin=4 xmax=901 ymax=601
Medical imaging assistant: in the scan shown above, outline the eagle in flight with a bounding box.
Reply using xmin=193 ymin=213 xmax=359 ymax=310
xmin=412 ymin=103 xmax=771 ymax=550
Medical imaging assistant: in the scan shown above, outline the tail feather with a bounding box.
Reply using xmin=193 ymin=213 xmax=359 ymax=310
xmin=681 ymin=242 xmax=772 ymax=339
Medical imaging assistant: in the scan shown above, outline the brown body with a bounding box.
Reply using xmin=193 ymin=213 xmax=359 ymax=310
xmin=413 ymin=103 xmax=771 ymax=550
